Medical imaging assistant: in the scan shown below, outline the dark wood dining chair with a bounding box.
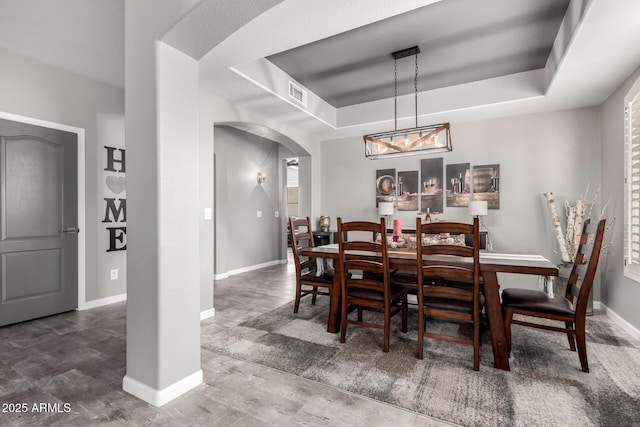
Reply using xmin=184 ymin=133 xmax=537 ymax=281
xmin=416 ymin=217 xmax=482 ymax=370
xmin=337 ymin=217 xmax=408 ymax=352
xmin=502 ymin=219 xmax=606 ymax=373
xmin=289 ymin=216 xmax=333 ymax=313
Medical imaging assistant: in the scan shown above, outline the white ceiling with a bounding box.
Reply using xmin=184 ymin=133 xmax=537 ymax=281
xmin=2 ymin=0 xmax=640 ymax=143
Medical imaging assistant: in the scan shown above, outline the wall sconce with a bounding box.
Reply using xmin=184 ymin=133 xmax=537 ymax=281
xmin=257 ymin=172 xmax=267 ymax=184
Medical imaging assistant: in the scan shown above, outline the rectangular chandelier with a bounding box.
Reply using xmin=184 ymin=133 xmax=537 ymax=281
xmin=364 ymin=122 xmax=452 ymax=159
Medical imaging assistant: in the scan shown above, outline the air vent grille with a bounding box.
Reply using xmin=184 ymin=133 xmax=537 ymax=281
xmin=288 ymin=81 xmax=307 ymax=106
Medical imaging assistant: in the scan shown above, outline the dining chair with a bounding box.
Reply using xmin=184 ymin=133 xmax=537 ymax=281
xmin=289 ymin=216 xmax=333 ymax=313
xmin=416 ymin=217 xmax=482 ymax=370
xmin=391 ymin=230 xmax=486 ymax=295
xmin=337 ymin=217 xmax=408 ymax=352
xmin=502 ymin=219 xmax=606 ymax=373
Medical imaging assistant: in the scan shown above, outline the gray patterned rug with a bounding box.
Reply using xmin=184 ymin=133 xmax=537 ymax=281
xmin=202 ymin=299 xmax=640 ymax=426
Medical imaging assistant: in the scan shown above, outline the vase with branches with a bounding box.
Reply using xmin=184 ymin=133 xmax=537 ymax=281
xmin=544 ymin=185 xmax=608 ymax=263
xmin=542 ymin=185 xmax=612 ymax=311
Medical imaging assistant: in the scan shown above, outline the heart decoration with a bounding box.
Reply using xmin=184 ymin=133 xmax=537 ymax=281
xmin=106 ymin=176 xmax=126 ymax=195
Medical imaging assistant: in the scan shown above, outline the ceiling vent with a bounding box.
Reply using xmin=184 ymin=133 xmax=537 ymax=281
xmin=288 ymin=80 xmax=307 ymax=106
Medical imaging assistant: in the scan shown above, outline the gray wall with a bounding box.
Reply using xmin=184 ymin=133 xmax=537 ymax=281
xmin=0 ymin=46 xmax=125 ymax=304
xmin=600 ymin=64 xmax=640 ymax=331
xmin=321 ymin=107 xmax=601 ymax=289
xmin=214 ymin=125 xmax=283 ymax=274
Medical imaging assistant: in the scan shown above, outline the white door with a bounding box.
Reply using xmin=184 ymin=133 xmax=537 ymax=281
xmin=0 ymin=118 xmax=78 ymax=326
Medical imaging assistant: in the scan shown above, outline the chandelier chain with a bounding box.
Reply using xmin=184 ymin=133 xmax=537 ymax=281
xmin=362 ymin=45 xmax=452 ymax=159
xmin=394 ymin=57 xmax=398 ymax=131
xmin=415 ymin=53 xmax=419 ymax=128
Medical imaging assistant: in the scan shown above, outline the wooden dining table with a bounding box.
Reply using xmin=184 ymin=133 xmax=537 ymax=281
xmin=302 ymin=244 xmax=559 ymax=371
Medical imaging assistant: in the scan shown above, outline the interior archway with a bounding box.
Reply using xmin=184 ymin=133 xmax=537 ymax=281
xmin=212 ymin=122 xmax=312 ymax=279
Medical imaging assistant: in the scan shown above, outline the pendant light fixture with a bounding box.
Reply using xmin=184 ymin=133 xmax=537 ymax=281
xmin=363 ymin=46 xmax=452 ymax=159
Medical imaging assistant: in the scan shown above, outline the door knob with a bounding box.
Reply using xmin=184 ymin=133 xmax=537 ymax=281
xmin=63 ymin=227 xmax=80 ymax=234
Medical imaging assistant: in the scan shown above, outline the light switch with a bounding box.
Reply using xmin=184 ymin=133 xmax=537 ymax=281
xmin=204 ymin=208 xmax=212 ymax=220
xmin=275 ymin=211 xmax=279 ymax=218
xmin=257 ymin=210 xmax=262 ymax=218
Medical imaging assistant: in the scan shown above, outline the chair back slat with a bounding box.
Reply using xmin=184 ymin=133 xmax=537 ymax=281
xmin=579 ymin=243 xmax=594 ymax=261
xmin=299 ymin=259 xmax=314 ymax=271
xmin=567 ymin=284 xmax=582 ymax=301
xmin=564 ymin=219 xmax=606 ymax=313
xmin=347 ymin=278 xmax=386 ymax=292
xmin=417 ymin=222 xmax=475 ymax=235
xmin=423 ymin=285 xmax=474 ymax=302
xmin=342 ymin=240 xmax=382 ymax=253
xmin=422 ymin=265 xmax=474 ymax=282
xmin=574 ymin=263 xmax=589 ymax=279
xmin=289 ymin=217 xmax=316 ymax=277
xmin=345 ymin=259 xmax=385 ymax=273
xmin=421 ymin=244 xmax=474 ymax=257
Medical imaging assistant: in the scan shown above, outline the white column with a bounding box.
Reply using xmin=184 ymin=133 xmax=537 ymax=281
xmin=123 ymin=0 xmax=202 ymax=406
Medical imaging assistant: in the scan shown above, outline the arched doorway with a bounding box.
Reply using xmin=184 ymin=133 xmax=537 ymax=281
xmin=212 ymin=122 xmax=311 ymax=279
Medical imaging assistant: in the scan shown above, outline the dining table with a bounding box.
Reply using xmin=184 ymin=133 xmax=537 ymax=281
xmin=301 ymin=243 xmax=559 ymax=371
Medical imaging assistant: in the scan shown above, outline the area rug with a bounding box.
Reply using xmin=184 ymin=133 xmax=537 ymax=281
xmin=202 ymin=299 xmax=640 ymax=426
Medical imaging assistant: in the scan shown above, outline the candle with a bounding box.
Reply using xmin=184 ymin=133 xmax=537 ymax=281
xmin=393 ymin=219 xmax=402 ymax=236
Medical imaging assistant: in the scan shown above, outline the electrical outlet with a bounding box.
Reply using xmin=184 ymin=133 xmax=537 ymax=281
xmin=257 ymin=210 xmax=262 ymax=218
xmin=110 ymin=269 xmax=118 ymax=280
xmin=204 ymin=208 xmax=212 ymax=220
xmin=274 ymin=211 xmax=279 ymax=218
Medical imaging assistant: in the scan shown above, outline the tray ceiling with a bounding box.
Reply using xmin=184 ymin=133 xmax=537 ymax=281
xmin=267 ymin=0 xmax=570 ymax=108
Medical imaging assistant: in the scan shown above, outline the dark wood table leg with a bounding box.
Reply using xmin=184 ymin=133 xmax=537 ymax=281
xmin=326 ymin=260 xmax=342 ymax=333
xmin=482 ymin=271 xmax=510 ymax=370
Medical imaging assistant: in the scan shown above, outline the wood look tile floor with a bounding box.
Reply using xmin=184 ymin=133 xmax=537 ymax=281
xmin=0 ymin=257 xmax=453 ymax=426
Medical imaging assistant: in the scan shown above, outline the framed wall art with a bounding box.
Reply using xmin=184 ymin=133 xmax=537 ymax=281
xmin=397 ymin=170 xmax=419 ymax=211
xmin=446 ymin=163 xmax=470 ymax=207
xmin=375 ymin=168 xmax=396 ymax=206
xmin=420 ymin=158 xmax=444 ymax=214
xmin=472 ymin=164 xmax=500 ymax=209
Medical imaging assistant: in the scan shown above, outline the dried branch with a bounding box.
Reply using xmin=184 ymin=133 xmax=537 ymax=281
xmin=586 ymin=185 xmax=601 ymax=220
xmin=572 ymin=199 xmax=586 ymax=261
xmin=601 ymin=216 xmax=616 ymax=255
xmin=544 ymin=192 xmax=572 ymax=263
xmin=565 ymin=204 xmax=576 ymax=259
xmin=600 ymin=197 xmax=611 ymax=220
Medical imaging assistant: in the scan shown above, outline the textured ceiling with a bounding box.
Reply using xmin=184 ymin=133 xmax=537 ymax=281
xmin=161 ymin=0 xmax=283 ymax=60
xmin=267 ymin=0 xmax=569 ymax=108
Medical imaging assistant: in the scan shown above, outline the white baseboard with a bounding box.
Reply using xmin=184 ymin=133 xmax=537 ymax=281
xmin=600 ymin=303 xmax=640 ymax=341
xmin=78 ymin=293 xmax=127 ymax=310
xmin=215 ymin=259 xmax=287 ymax=281
xmin=200 ymin=308 xmax=215 ymax=320
xmin=123 ymin=369 xmax=203 ymax=407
